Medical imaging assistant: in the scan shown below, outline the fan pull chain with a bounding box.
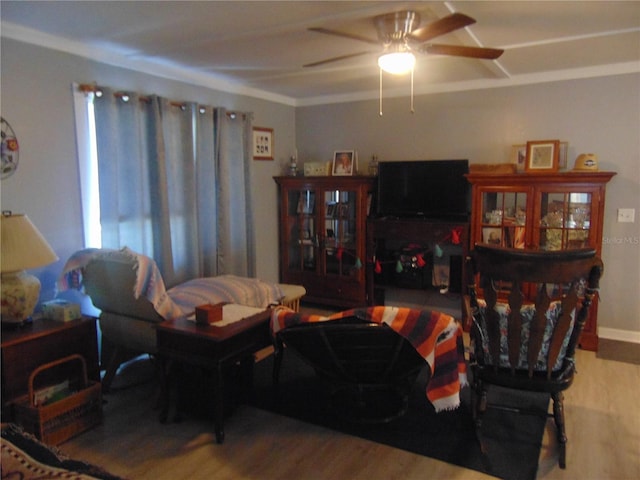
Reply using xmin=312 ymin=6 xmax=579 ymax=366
xmin=378 ymin=68 xmax=415 ymax=115
xmin=410 ymin=67 xmax=415 ymax=114
xmin=379 ymin=68 xmax=383 ymax=116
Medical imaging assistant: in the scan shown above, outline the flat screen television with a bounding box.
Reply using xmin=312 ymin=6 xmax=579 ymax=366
xmin=376 ymin=159 xmax=470 ymax=220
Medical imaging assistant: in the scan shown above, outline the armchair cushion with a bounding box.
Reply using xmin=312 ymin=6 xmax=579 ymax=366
xmin=472 ymin=300 xmax=575 ymax=372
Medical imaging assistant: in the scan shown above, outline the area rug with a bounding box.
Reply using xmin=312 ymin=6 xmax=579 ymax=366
xmin=250 ymin=351 xmax=549 ymax=480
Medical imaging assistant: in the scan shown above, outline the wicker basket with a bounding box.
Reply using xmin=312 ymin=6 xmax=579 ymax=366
xmin=14 ymin=354 xmax=102 ymax=445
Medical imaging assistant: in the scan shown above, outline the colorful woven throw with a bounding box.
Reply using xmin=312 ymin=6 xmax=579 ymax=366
xmin=271 ymin=305 xmax=468 ymax=412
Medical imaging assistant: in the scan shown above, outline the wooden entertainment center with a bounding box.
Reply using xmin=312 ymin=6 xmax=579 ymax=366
xmin=366 ymin=217 xmax=469 ymax=320
xmin=275 ymin=167 xmax=614 ymax=351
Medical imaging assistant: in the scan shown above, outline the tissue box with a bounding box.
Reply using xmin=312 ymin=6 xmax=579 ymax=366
xmin=42 ymin=300 xmax=81 ymax=322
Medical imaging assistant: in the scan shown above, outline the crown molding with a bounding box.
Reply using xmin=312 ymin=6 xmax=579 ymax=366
xmin=3 ymin=21 xmax=639 ymax=108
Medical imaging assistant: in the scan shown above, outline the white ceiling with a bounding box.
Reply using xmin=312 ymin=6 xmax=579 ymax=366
xmin=2 ymin=1 xmax=639 ymax=106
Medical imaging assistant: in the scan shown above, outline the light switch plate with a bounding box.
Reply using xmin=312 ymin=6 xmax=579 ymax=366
xmin=617 ymin=208 xmax=635 ymax=223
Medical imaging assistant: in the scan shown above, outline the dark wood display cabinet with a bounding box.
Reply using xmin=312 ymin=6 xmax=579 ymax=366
xmin=465 ymin=170 xmax=616 ymax=351
xmin=274 ymin=176 xmax=376 ymax=308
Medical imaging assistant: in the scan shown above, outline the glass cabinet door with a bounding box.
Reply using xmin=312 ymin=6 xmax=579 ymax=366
xmin=479 ymin=189 xmax=528 ymax=248
xmin=538 ymin=192 xmax=592 ymax=251
xmin=286 ymin=188 xmax=316 ymax=272
xmin=323 ymin=188 xmax=360 ymax=277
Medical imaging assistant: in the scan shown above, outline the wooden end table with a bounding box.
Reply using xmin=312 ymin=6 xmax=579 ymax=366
xmin=155 ymin=306 xmax=273 ymax=444
xmin=1 ymin=316 xmax=100 ymax=420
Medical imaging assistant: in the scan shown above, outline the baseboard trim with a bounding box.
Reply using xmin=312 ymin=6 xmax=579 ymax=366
xmin=598 ymin=327 xmax=640 ymax=344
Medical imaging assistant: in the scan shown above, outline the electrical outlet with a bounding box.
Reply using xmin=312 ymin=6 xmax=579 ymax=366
xmin=617 ymin=208 xmax=635 ymax=223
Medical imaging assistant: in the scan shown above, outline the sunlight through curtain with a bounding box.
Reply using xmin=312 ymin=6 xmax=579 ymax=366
xmin=91 ymin=87 xmax=254 ymax=287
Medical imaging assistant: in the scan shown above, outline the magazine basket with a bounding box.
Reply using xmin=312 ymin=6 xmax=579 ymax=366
xmin=14 ymin=354 xmax=102 ymax=445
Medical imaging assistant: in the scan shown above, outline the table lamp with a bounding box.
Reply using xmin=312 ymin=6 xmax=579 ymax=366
xmin=1 ymin=211 xmax=58 ymax=326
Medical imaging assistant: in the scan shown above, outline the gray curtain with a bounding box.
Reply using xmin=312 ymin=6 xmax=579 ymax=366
xmin=93 ymin=88 xmax=254 ymax=287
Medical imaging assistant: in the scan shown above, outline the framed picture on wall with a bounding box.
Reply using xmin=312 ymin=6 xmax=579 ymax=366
xmin=525 ymin=140 xmax=560 ymax=173
xmin=332 ymin=150 xmax=355 ymax=176
xmin=252 ymin=127 xmax=273 ymax=160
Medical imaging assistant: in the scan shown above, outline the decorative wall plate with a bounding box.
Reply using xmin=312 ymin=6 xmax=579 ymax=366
xmin=1 ymin=117 xmax=20 ymax=179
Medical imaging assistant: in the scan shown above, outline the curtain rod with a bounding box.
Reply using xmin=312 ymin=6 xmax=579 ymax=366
xmin=77 ymin=83 xmax=244 ymax=118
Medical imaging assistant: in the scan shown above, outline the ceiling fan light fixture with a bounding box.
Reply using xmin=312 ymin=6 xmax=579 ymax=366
xmin=378 ymin=50 xmax=416 ymax=75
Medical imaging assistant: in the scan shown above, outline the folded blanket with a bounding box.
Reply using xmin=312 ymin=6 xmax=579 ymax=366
xmin=57 ymin=247 xmax=183 ymax=319
xmin=271 ymin=305 xmax=468 ymax=412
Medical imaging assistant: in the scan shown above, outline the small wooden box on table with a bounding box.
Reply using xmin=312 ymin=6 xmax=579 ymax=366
xmin=155 ymin=305 xmax=273 ymax=444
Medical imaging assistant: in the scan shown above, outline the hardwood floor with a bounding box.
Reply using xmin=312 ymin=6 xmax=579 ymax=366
xmin=59 ymin=341 xmax=639 ymax=480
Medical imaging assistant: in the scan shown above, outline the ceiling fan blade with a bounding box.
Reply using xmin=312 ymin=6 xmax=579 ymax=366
xmin=308 ymin=27 xmax=379 ymax=46
xmin=304 ymin=51 xmax=372 ymax=68
xmin=409 ymin=12 xmax=476 ymax=43
xmin=424 ymin=44 xmax=504 ymax=60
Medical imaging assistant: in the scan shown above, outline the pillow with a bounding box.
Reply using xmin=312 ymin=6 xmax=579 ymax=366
xmin=168 ymin=274 xmax=284 ymax=313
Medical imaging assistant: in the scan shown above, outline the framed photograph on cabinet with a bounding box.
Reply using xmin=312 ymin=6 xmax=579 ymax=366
xmin=325 ymin=203 xmax=337 ymax=218
xmin=558 ymin=141 xmax=569 ymax=170
xmin=482 ymin=227 xmax=502 ymax=245
xmin=525 ymin=140 xmax=560 ymax=173
xmin=332 ymin=150 xmax=355 ymax=176
xmin=252 ymin=127 xmax=273 ymax=160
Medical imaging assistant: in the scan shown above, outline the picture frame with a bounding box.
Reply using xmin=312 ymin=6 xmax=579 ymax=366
xmin=482 ymin=227 xmax=502 ymax=246
xmin=558 ymin=141 xmax=569 ymax=170
xmin=338 ymin=203 xmax=350 ymax=218
xmin=252 ymin=127 xmax=273 ymax=160
xmin=525 ymin=140 xmax=560 ymax=173
xmin=511 ymin=144 xmax=527 ymax=173
xmin=325 ymin=203 xmax=337 ymax=218
xmin=332 ymin=150 xmax=355 ymax=176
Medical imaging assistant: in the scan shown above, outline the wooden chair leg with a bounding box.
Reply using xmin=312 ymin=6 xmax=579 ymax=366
xmin=476 ymin=386 xmax=489 ymax=453
xmin=552 ymin=391 xmax=567 ymax=469
xmin=272 ymin=338 xmax=284 ymax=400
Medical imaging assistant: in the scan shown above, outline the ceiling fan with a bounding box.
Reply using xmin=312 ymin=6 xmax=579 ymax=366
xmin=305 ymin=11 xmax=503 ymax=73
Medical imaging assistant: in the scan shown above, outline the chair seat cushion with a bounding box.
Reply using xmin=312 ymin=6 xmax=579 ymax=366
xmin=472 ymin=300 xmax=576 ymax=372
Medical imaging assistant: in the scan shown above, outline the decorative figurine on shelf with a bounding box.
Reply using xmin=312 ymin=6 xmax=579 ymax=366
xmin=368 ymin=155 xmax=379 ymax=176
xmin=288 ymin=154 xmax=298 ymax=176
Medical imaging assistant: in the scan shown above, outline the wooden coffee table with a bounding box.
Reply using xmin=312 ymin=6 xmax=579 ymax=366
xmin=155 ymin=305 xmax=272 ymax=443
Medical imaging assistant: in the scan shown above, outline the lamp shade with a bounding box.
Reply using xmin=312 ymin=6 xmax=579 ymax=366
xmin=1 ymin=213 xmax=58 ymax=272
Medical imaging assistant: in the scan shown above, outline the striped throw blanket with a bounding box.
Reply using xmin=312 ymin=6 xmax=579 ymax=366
xmin=58 ymin=247 xmax=283 ymax=320
xmin=271 ymin=305 xmax=468 ymax=412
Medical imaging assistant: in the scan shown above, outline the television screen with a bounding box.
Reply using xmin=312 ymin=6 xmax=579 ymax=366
xmin=376 ymin=160 xmax=470 ymax=220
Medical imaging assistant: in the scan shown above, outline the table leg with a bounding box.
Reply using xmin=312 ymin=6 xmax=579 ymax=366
xmin=212 ymin=362 xmax=225 ymax=444
xmin=158 ymin=356 xmax=171 ymax=424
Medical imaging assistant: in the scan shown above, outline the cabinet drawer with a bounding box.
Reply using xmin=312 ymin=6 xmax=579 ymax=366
xmin=323 ymin=279 xmax=363 ymax=303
